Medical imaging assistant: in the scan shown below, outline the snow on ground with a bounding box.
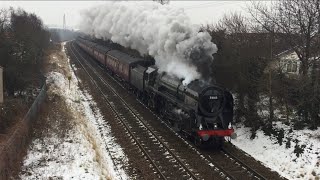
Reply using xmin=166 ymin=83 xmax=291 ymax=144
xmin=20 ymin=130 xmax=106 ymax=179
xmin=19 ymin=42 xmax=128 ymax=180
xmin=233 ymin=123 xmax=320 ymax=180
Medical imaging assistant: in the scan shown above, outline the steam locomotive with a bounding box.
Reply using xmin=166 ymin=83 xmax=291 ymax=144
xmin=75 ymin=37 xmax=236 ymax=147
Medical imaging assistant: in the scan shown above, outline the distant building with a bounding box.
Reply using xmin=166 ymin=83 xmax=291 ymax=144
xmin=228 ymin=32 xmax=306 ymax=77
xmin=276 ymin=49 xmax=300 ymax=75
xmin=269 ymin=48 xmax=320 ymax=78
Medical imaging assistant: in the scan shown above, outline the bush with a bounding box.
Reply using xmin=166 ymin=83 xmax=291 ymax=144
xmin=293 ymin=120 xmax=308 ymax=130
xmin=0 ymin=8 xmax=49 ymax=96
xmin=285 ymin=137 xmax=291 ymax=148
xmin=277 ymin=129 xmax=284 ymax=145
xmin=293 ymin=141 xmax=306 ymax=157
xmin=0 ymin=98 xmax=28 ymax=133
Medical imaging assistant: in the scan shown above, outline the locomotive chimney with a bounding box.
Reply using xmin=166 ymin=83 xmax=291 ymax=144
xmin=0 ymin=66 xmax=3 ymax=103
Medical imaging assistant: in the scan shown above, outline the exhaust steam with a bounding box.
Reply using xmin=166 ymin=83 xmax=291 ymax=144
xmin=79 ymin=2 xmax=217 ymax=85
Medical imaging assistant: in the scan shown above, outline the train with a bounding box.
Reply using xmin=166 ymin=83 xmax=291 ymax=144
xmin=75 ymin=37 xmax=237 ymax=148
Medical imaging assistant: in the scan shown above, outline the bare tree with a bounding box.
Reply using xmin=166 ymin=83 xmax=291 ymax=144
xmin=249 ymin=0 xmax=320 ymax=76
xmin=249 ymin=0 xmax=320 ymax=128
xmin=153 ymin=0 xmax=169 ymax=5
xmin=0 ymin=8 xmax=49 ymax=96
xmin=216 ymin=13 xmax=249 ymax=34
xmin=204 ymin=13 xmax=271 ymax=136
xmin=0 ymin=9 xmax=8 ymax=32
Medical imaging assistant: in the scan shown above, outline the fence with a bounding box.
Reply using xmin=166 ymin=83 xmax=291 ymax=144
xmin=0 ymin=83 xmax=47 ymax=180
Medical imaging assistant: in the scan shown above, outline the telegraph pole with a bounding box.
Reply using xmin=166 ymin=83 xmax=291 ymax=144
xmin=0 ymin=66 xmax=3 ymax=103
xmin=269 ymin=32 xmax=274 ymax=122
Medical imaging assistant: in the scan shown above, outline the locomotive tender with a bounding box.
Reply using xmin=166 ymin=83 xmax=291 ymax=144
xmin=76 ymin=37 xmax=236 ymax=147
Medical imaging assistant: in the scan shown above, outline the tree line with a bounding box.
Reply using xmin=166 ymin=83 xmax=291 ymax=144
xmin=203 ymin=0 xmax=320 ymax=135
xmin=0 ymin=8 xmax=50 ymax=96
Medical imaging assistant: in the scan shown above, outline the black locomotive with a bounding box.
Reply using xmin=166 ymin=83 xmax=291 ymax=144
xmin=76 ymin=37 xmax=236 ymax=147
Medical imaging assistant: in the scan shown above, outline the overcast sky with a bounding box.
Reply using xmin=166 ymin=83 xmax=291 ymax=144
xmin=0 ymin=1 xmax=253 ymax=29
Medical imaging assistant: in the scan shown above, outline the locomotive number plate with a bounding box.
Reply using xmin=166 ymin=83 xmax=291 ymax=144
xmin=209 ymin=96 xmax=218 ymax=100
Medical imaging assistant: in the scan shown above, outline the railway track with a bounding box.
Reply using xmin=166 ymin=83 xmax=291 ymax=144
xmin=68 ymin=41 xmax=201 ymax=180
xmin=221 ymin=147 xmax=266 ymax=179
xmin=202 ymin=148 xmax=267 ymax=180
xmin=141 ymin=102 xmax=268 ymax=180
xmin=67 ymin=40 xmax=284 ymax=180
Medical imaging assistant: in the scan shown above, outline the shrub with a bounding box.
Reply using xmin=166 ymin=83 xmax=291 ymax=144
xmin=294 ymin=142 xmax=306 ymax=157
xmin=285 ymin=137 xmax=291 ymax=148
xmin=0 ymin=98 xmax=28 ymax=134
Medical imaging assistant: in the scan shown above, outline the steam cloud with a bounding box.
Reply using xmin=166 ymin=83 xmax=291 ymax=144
xmin=79 ymin=2 xmax=217 ymax=85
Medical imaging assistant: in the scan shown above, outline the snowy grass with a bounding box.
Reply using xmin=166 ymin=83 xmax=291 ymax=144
xmin=20 ymin=131 xmax=107 ymax=179
xmin=233 ymin=123 xmax=320 ymax=179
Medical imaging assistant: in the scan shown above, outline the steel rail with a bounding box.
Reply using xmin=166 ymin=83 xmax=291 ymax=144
xmin=68 ymin=42 xmax=167 ymax=180
xmin=67 ymin=48 xmax=125 ymax=180
xmin=69 ymin=41 xmax=199 ymax=180
xmin=221 ymin=148 xmax=267 ymax=180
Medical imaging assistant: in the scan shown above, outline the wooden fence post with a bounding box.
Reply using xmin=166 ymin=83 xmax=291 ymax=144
xmin=0 ymin=66 xmax=3 ymax=103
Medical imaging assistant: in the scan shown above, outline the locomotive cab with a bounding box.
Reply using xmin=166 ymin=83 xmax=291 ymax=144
xmin=145 ymin=66 xmax=157 ymax=86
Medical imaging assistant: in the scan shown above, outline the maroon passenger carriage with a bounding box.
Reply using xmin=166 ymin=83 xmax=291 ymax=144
xmin=77 ymin=38 xmax=149 ymax=83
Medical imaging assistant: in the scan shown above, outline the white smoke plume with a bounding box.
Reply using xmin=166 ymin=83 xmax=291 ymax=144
xmin=79 ymin=1 xmax=217 ymax=85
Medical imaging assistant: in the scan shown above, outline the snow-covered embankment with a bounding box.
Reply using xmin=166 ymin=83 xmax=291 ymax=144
xmin=19 ymin=42 xmax=128 ymax=179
